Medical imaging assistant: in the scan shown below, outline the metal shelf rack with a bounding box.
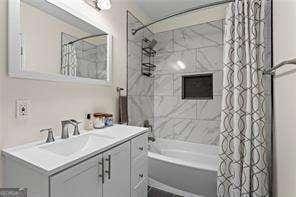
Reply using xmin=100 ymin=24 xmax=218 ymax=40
xmin=141 ymin=38 xmax=156 ymax=77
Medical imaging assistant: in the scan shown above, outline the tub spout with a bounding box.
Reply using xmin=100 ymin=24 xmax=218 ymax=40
xmin=143 ymin=120 xmax=155 ymax=142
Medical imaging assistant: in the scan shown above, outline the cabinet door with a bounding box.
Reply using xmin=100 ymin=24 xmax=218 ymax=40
xmin=103 ymin=142 xmax=131 ymax=197
xmin=50 ymin=155 xmax=103 ymax=197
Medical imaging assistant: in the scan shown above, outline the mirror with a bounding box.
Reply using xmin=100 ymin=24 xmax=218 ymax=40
xmin=9 ymin=0 xmax=112 ymax=85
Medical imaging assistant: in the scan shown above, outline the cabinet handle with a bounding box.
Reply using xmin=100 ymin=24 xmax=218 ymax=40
xmin=99 ymin=157 xmax=105 ymax=184
xmin=105 ymin=155 xmax=111 ymax=180
xmin=139 ymin=147 xmax=144 ymax=151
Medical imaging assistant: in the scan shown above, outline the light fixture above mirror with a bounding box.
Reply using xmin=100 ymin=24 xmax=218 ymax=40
xmin=96 ymin=0 xmax=112 ymax=10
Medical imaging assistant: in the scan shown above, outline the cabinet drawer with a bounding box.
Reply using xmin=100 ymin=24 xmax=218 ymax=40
xmin=131 ymin=133 xmax=148 ymax=159
xmin=131 ymin=154 xmax=147 ymax=188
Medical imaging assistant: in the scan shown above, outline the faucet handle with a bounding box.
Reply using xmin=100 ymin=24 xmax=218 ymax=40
xmin=70 ymin=119 xmax=81 ymax=125
xmin=70 ymin=119 xmax=82 ymax=135
xmin=40 ymin=128 xmax=53 ymax=133
xmin=61 ymin=120 xmax=71 ymax=125
xmin=40 ymin=128 xmax=55 ymax=143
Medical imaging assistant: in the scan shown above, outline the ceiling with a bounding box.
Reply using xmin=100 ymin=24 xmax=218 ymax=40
xmin=135 ymin=0 xmax=222 ymax=20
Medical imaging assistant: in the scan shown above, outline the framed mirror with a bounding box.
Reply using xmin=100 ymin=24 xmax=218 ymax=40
xmin=8 ymin=0 xmax=112 ymax=85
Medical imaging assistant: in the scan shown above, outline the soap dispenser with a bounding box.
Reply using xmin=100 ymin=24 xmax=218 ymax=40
xmin=84 ymin=114 xmax=93 ymax=131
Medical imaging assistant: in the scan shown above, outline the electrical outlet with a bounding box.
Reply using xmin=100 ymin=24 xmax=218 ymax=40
xmin=16 ymin=99 xmax=31 ymax=119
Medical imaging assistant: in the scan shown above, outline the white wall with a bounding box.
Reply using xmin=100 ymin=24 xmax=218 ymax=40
xmin=21 ymin=2 xmax=91 ymax=74
xmin=273 ymin=0 xmax=296 ymax=196
xmin=0 ymin=0 xmax=150 ymax=186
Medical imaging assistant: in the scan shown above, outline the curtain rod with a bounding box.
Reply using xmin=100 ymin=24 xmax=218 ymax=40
xmin=67 ymin=33 xmax=108 ymax=45
xmin=263 ymin=58 xmax=296 ymax=75
xmin=131 ymin=0 xmax=234 ymax=35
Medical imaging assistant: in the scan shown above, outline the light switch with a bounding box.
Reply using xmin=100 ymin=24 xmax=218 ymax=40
xmin=16 ymin=99 xmax=31 ymax=119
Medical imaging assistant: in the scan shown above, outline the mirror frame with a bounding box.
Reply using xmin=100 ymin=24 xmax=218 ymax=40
xmin=8 ymin=0 xmax=112 ymax=85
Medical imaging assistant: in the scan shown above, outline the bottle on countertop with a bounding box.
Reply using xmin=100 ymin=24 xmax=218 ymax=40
xmin=104 ymin=113 xmax=113 ymax=127
xmin=93 ymin=113 xmax=106 ymax=129
xmin=84 ymin=114 xmax=93 ymax=131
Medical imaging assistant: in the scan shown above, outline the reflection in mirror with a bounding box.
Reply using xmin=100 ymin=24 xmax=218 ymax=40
xmin=20 ymin=0 xmax=110 ymax=81
xmin=61 ymin=33 xmax=107 ymax=80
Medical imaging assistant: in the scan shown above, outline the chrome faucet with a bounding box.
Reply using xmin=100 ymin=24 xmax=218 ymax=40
xmin=148 ymin=136 xmax=156 ymax=142
xmin=61 ymin=120 xmax=72 ymax=139
xmin=40 ymin=128 xmax=55 ymax=143
xmin=70 ymin=119 xmax=82 ymax=136
xmin=143 ymin=120 xmax=155 ymax=142
xmin=61 ymin=119 xmax=81 ymax=139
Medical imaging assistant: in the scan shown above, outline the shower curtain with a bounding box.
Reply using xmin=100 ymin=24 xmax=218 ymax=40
xmin=61 ymin=44 xmax=78 ymax=77
xmin=217 ymin=0 xmax=269 ymax=196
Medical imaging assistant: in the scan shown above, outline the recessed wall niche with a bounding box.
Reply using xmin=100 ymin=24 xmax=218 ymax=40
xmin=182 ymin=73 xmax=213 ymax=100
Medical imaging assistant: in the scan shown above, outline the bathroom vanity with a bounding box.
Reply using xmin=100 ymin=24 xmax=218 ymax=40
xmin=2 ymin=125 xmax=148 ymax=197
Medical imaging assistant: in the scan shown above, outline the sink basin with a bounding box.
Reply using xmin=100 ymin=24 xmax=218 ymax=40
xmin=39 ymin=133 xmax=115 ymax=156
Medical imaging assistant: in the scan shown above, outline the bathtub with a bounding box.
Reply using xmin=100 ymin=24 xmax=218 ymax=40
xmin=148 ymin=138 xmax=218 ymax=197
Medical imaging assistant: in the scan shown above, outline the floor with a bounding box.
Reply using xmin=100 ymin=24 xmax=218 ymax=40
xmin=148 ymin=187 xmax=183 ymax=197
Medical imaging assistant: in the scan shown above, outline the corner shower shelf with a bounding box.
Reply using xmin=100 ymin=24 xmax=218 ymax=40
xmin=142 ymin=63 xmax=156 ymax=69
xmin=141 ymin=38 xmax=156 ymax=77
xmin=142 ymin=47 xmax=156 ymax=57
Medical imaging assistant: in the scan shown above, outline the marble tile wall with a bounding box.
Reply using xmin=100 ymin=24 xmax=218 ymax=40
xmin=127 ymin=12 xmax=154 ymax=127
xmin=153 ymin=20 xmax=224 ymax=145
xmin=127 ymin=11 xmax=271 ymax=147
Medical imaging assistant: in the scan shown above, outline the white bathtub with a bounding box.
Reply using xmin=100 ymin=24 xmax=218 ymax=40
xmin=148 ymin=138 xmax=218 ymax=197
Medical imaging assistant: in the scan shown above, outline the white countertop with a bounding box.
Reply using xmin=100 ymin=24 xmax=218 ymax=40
xmin=2 ymin=124 xmax=148 ymax=176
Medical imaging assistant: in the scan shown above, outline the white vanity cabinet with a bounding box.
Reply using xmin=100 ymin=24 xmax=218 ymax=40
xmin=50 ymin=155 xmax=103 ymax=197
xmin=3 ymin=131 xmax=148 ymax=197
xmin=102 ymin=141 xmax=131 ymax=197
xmin=51 ymin=141 xmax=131 ymax=197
